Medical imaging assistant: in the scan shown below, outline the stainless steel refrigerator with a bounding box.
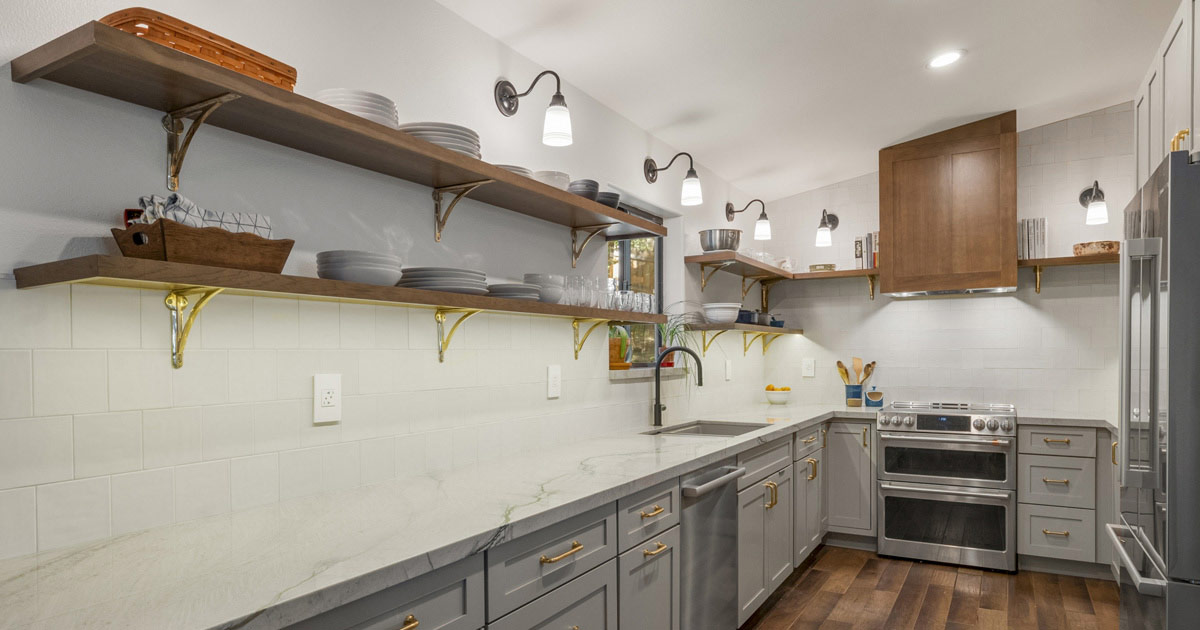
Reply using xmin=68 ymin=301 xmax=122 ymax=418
xmin=1109 ymin=149 xmax=1200 ymax=629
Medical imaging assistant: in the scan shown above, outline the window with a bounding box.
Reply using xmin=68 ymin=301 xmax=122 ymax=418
xmin=608 ymin=234 xmax=662 ymax=366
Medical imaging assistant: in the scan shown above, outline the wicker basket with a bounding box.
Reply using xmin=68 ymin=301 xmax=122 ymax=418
xmin=100 ymin=8 xmax=297 ymax=91
xmin=112 ymin=219 xmax=294 ymax=273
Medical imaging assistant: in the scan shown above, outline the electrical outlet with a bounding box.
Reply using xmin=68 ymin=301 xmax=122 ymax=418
xmin=725 ymin=360 xmax=733 ymax=381
xmin=547 ymin=364 xmax=562 ymax=399
xmin=313 ymin=374 xmax=341 ymax=424
xmin=802 ymin=358 xmax=816 ymax=378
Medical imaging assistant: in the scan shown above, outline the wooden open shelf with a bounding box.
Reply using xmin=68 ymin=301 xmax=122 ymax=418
xmin=10 ymin=22 xmax=665 ymax=243
xmin=1017 ymin=254 xmax=1119 ymax=267
xmin=686 ymin=322 xmax=803 ymax=356
xmin=687 ymin=323 xmax=804 ymax=335
xmin=790 ymin=268 xmax=879 ymax=280
xmin=684 ymin=252 xmax=792 ymax=280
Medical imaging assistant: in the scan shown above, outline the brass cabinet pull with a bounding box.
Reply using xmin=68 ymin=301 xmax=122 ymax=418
xmin=764 ymin=481 xmax=778 ymax=509
xmin=803 ymin=436 xmax=818 ymax=444
xmin=862 ymin=427 xmax=869 ymax=448
xmin=1043 ymin=437 xmax=1071 ymax=445
xmin=399 ymin=615 xmax=419 ymax=630
xmin=642 ymin=542 xmax=669 ymax=557
xmin=1112 ymin=441 xmax=1119 ymax=466
xmin=540 ymin=540 xmax=584 ymax=564
xmin=806 ymin=457 xmax=818 ymax=480
xmin=1042 ymin=478 xmax=1070 ymax=485
xmin=1043 ymin=529 xmax=1070 ymax=537
xmin=640 ymin=505 xmax=665 ymax=519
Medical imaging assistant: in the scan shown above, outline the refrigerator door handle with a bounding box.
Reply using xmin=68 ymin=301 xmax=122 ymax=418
xmin=1120 ymin=238 xmax=1163 ymax=489
xmin=1106 ymin=523 xmax=1167 ymax=597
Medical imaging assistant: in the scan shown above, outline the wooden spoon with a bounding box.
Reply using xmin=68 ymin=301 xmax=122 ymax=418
xmin=852 ymin=357 xmax=863 ymax=384
xmin=836 ymin=361 xmax=851 ymax=385
xmin=861 ymin=361 xmax=875 ymax=385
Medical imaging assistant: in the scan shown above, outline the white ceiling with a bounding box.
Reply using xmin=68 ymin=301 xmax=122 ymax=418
xmin=436 ymin=0 xmax=1177 ymax=201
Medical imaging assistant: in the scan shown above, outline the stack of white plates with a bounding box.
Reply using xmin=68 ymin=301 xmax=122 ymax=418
xmin=495 ymin=164 xmax=532 ymax=177
xmin=397 ymin=123 xmax=481 ymax=159
xmin=487 ymin=283 xmax=541 ymax=301
xmin=533 ymin=170 xmax=571 ymax=190
xmin=396 ymin=267 xmax=487 ymax=295
xmin=315 ymin=89 xmax=399 ymax=128
xmin=317 ymin=250 xmax=403 ymax=286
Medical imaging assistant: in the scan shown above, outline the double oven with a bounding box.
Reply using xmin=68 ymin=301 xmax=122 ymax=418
xmin=876 ymin=402 xmax=1017 ymax=572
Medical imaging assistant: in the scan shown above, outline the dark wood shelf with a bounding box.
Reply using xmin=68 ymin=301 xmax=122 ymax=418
xmin=11 ymin=22 xmax=665 ymax=240
xmin=687 ymin=323 xmax=804 ymax=335
xmin=790 ymin=268 xmax=879 ymax=280
xmin=13 ymin=255 xmax=666 ymax=324
xmin=683 ymin=251 xmax=792 ymax=280
xmin=1018 ymin=254 xmax=1119 ymax=267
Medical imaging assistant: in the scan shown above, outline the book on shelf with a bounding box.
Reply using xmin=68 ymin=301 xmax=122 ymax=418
xmin=854 ymin=237 xmax=864 ymax=269
xmin=1017 ymin=218 xmax=1047 ymax=259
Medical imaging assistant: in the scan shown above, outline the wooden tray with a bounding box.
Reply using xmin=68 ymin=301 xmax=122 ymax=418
xmin=112 ymin=219 xmax=293 ymax=273
xmin=100 ymin=7 xmax=297 ymax=91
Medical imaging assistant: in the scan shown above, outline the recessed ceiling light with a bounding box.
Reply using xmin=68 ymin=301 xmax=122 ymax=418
xmin=927 ymin=50 xmax=964 ymax=69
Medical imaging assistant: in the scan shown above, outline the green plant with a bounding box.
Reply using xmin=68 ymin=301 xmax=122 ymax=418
xmin=608 ymin=325 xmax=630 ymax=360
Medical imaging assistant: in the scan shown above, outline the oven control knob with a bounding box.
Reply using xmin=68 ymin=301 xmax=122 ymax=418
xmin=972 ymin=418 xmax=985 ymax=430
xmin=883 ymin=416 xmax=895 ymax=425
xmin=903 ymin=416 xmax=914 ymax=426
xmin=1000 ymin=419 xmax=1013 ymax=432
xmin=986 ymin=418 xmax=1000 ymax=431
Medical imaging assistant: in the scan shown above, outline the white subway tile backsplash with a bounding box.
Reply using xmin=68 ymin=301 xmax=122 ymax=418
xmin=230 ymin=453 xmax=278 ymax=511
xmin=110 ymin=468 xmax=174 ymax=536
xmin=297 ymin=301 xmax=340 ymax=349
xmin=227 ymin=349 xmax=277 ymax=403
xmin=32 ymin=350 xmax=107 ymax=416
xmin=279 ymin=448 xmax=323 ymax=500
xmin=108 ymin=350 xmax=172 ymax=411
xmin=339 ymin=303 xmax=375 ymax=348
xmin=172 ymin=350 xmax=229 ymax=407
xmin=0 ymin=350 xmax=32 ymax=420
xmin=252 ymin=400 xmax=303 ymax=454
xmin=360 ymin=437 xmax=395 ymax=485
xmin=143 ymin=407 xmax=203 ymax=469
xmin=0 ymin=281 xmax=71 ymax=349
xmin=37 ymin=477 xmax=110 ymax=550
xmin=201 ymin=404 xmax=254 ymax=461
xmin=323 ymin=442 xmax=360 ymax=491
xmin=70 ymin=285 xmax=141 ymax=349
xmin=374 ymin=306 xmax=408 ymax=349
xmin=0 ymin=487 xmax=36 ymax=559
xmin=253 ymin=298 xmax=299 ymax=348
xmin=73 ymin=411 xmax=142 ymax=478
xmin=199 ymin=295 xmax=254 ymax=349
xmin=174 ymin=460 xmax=230 ymax=522
xmin=0 ymin=416 xmax=73 ymax=490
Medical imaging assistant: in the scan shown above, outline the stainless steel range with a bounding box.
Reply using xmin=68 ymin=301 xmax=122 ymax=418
xmin=876 ymin=402 xmax=1017 ymax=571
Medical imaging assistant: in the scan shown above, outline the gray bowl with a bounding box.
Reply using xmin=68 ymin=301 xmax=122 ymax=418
xmin=699 ymin=229 xmax=742 ymax=252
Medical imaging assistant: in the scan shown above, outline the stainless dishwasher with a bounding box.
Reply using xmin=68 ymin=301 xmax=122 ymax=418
xmin=680 ymin=460 xmax=746 ymax=630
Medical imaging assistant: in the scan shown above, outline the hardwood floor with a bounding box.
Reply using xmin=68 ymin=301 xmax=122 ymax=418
xmin=740 ymin=546 xmax=1119 ymax=630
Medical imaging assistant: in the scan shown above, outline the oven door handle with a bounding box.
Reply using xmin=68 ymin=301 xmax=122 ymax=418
xmin=879 ymin=483 xmax=1011 ymax=500
xmin=879 ymin=433 xmax=1011 ymax=447
xmin=1105 ymin=523 xmax=1167 ymax=597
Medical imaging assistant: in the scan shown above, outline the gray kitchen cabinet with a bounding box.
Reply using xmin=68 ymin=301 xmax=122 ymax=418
xmin=826 ymin=421 xmax=874 ymax=535
xmin=617 ymin=524 xmax=681 ymax=630
xmin=793 ymin=451 xmax=823 ymax=567
xmin=1135 ymin=0 xmax=1193 ymax=187
xmin=487 ymin=560 xmax=617 ymax=630
xmin=283 ymin=554 xmax=484 ymax=630
xmin=737 ymin=466 xmax=793 ymax=626
xmin=616 ymin=479 xmax=680 ymax=552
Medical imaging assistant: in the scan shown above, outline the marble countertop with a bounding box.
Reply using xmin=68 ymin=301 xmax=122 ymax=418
xmin=1017 ymin=415 xmax=1116 ymax=431
xmin=0 ymin=405 xmax=870 ymax=630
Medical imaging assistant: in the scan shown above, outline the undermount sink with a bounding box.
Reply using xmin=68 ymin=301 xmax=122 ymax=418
xmin=643 ymin=420 xmax=770 ymax=437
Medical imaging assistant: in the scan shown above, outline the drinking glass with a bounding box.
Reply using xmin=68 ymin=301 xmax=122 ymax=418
xmin=616 ymin=290 xmax=634 ymax=311
xmin=591 ymin=278 xmax=607 ymax=308
xmin=565 ymin=275 xmax=586 ymax=306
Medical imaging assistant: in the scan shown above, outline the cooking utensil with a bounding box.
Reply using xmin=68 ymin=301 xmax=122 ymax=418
xmin=861 ymin=361 xmax=876 ymax=385
xmin=836 ymin=361 xmax=851 ymax=385
xmin=852 ymin=357 xmax=863 ymax=384
xmin=699 ymin=229 xmax=741 ymax=252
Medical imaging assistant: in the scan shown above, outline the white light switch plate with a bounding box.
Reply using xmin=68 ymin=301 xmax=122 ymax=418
xmin=313 ymin=373 xmax=341 ymax=424
xmin=802 ymin=358 xmax=816 ymax=378
xmin=547 ymin=365 xmax=562 ymax=399
xmin=725 ymin=360 xmax=733 ymax=381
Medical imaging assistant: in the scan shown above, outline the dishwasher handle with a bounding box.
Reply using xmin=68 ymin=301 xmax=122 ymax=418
xmin=682 ymin=466 xmax=746 ymax=497
xmin=1105 ymin=523 xmax=1167 ymax=597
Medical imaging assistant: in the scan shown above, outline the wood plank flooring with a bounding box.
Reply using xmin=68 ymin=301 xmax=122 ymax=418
xmin=740 ymin=547 xmax=1119 ymax=630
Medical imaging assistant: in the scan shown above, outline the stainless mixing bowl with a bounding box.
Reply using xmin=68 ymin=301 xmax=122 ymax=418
xmin=699 ymin=229 xmax=741 ymax=252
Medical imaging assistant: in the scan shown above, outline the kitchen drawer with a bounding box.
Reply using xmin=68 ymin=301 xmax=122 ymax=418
xmin=486 ymin=503 xmax=617 ymax=621
xmin=1018 ymin=454 xmax=1096 ymax=509
xmin=793 ymin=425 xmax=823 ymax=460
xmin=737 ymin=438 xmax=792 ymax=489
xmin=283 ymin=554 xmax=483 ymax=630
xmin=1018 ymin=426 xmax=1097 ymax=457
xmin=1017 ymin=503 xmax=1096 ymax=562
xmin=487 ymin=559 xmax=617 ymax=630
xmin=617 ymin=479 xmax=680 ymax=552
xmin=618 ymin=525 xmax=681 ymax=630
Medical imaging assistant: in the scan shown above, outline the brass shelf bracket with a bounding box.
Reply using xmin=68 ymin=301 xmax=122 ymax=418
xmin=760 ymin=278 xmax=783 ymax=311
xmin=742 ymin=277 xmax=764 ymax=300
xmin=164 ymin=288 xmax=224 ymax=369
xmin=742 ymin=331 xmax=783 ymax=356
xmin=698 ymin=262 xmax=733 ymax=291
xmin=573 ymin=318 xmax=610 ymax=360
xmin=433 ymin=180 xmax=494 ymax=242
xmin=867 ymin=274 xmax=877 ymax=300
xmin=1034 ymin=266 xmax=1043 ymax=293
xmin=701 ymin=329 xmax=728 ymax=356
xmin=570 ymin=225 xmax=611 ymax=268
xmin=162 ymin=93 xmax=241 ymax=191
xmin=434 ymin=308 xmax=482 ymax=363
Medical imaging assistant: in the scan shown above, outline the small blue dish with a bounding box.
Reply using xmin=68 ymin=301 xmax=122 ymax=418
xmin=865 ymin=386 xmax=884 ymax=407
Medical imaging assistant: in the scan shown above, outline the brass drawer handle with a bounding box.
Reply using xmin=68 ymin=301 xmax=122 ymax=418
xmin=1043 ymin=437 xmax=1071 ymax=445
xmin=540 ymin=540 xmax=584 ymax=564
xmin=642 ymin=542 xmax=669 ymax=557
xmin=806 ymin=457 xmax=818 ymax=480
xmin=1043 ymin=529 xmax=1071 ymax=537
xmin=764 ymin=481 xmax=778 ymax=509
xmin=803 ymin=436 xmax=818 ymax=444
xmin=1042 ymin=478 xmax=1070 ymax=485
xmin=639 ymin=505 xmax=665 ymax=519
xmin=862 ymin=427 xmax=869 ymax=448
xmin=399 ymin=615 xmax=419 ymax=630
xmin=1112 ymin=441 xmax=1119 ymax=466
